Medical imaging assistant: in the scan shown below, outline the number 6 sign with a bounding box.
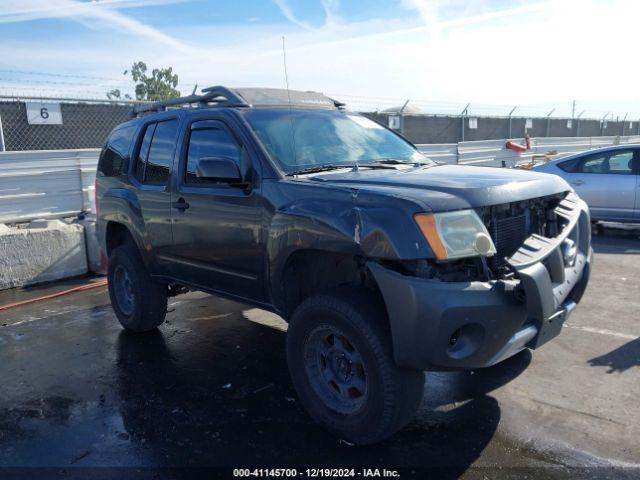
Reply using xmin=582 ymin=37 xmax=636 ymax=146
xmin=26 ymin=102 xmax=63 ymax=125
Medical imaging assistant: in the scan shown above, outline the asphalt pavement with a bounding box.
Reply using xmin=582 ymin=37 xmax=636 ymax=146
xmin=0 ymin=226 xmax=639 ymax=479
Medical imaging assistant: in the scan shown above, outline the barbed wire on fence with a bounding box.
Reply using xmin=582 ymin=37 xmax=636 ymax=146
xmin=2 ymin=68 xmax=638 ymax=121
xmin=1 ymin=91 xmax=639 ymax=152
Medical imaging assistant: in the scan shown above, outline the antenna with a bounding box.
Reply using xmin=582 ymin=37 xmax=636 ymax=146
xmin=282 ymin=36 xmax=298 ymax=168
xmin=282 ymin=36 xmax=292 ymax=105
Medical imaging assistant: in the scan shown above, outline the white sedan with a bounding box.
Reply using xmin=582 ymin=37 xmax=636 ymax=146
xmin=534 ymin=145 xmax=640 ymax=222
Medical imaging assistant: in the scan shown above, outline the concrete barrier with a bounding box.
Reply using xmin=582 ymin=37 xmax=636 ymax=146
xmin=76 ymin=215 xmax=101 ymax=273
xmin=0 ymin=219 xmax=88 ymax=290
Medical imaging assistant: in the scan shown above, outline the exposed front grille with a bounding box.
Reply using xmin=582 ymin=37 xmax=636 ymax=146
xmin=481 ymin=193 xmax=567 ymax=272
xmin=491 ymin=214 xmax=528 ymax=261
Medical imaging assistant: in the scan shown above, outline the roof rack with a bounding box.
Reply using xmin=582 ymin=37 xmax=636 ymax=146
xmin=131 ymin=86 xmax=249 ymax=118
xmin=329 ymin=97 xmax=346 ymax=109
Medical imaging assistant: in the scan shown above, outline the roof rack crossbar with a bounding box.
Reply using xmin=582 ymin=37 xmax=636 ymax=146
xmin=200 ymin=86 xmax=247 ymax=105
xmin=131 ymin=86 xmax=249 ymax=117
xmin=329 ymin=97 xmax=346 ymax=109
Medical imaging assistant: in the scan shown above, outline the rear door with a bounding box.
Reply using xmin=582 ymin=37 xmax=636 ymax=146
xmin=165 ymin=115 xmax=265 ymax=300
xmin=560 ymin=149 xmax=638 ymax=221
xmin=129 ymin=117 xmax=180 ymax=270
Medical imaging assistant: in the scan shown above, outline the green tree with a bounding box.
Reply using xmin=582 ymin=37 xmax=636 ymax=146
xmin=128 ymin=61 xmax=180 ymax=101
xmin=106 ymin=89 xmax=132 ymax=100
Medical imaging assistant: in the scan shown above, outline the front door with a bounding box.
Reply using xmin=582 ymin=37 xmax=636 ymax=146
xmin=566 ymin=149 xmax=638 ymax=221
xmin=166 ymin=117 xmax=265 ymax=301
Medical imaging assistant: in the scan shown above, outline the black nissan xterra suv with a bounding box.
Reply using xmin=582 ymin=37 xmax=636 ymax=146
xmin=96 ymin=86 xmax=592 ymax=445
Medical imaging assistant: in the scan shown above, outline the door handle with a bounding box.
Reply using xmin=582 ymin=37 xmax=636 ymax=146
xmin=172 ymin=198 xmax=190 ymax=211
xmin=571 ymin=180 xmax=584 ymax=186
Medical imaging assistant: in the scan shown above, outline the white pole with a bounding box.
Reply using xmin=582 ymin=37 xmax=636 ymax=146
xmin=0 ymin=114 xmax=6 ymax=152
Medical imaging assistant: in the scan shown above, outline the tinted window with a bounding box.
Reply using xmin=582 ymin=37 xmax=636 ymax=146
xmin=607 ymin=152 xmax=633 ymax=174
xmin=134 ymin=123 xmax=156 ymax=182
xmin=98 ymin=148 xmax=124 ymax=177
xmin=580 ymin=155 xmax=607 ymax=173
xmin=186 ymin=125 xmax=241 ymax=184
xmin=98 ymin=125 xmax=135 ymax=176
xmin=577 ymin=151 xmax=634 ymax=175
xmin=558 ymin=158 xmax=578 ymax=173
xmin=144 ymin=120 xmax=178 ymax=185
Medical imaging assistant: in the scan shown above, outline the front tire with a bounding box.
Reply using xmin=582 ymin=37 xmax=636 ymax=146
xmin=286 ymin=289 xmax=425 ymax=445
xmin=107 ymin=239 xmax=168 ymax=332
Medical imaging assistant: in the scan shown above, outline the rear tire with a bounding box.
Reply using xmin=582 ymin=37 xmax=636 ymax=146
xmin=107 ymin=239 xmax=167 ymax=332
xmin=286 ymin=288 xmax=425 ymax=445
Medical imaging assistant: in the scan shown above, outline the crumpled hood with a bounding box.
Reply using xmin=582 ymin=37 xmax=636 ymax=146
xmin=308 ymin=164 xmax=571 ymax=211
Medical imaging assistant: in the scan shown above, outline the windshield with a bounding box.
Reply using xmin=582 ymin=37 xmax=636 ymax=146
xmin=242 ymin=109 xmax=431 ymax=173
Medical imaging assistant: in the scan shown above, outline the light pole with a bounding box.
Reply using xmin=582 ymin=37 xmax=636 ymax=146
xmin=601 ymin=112 xmax=610 ymax=136
xmin=507 ymin=105 xmax=517 ymax=139
xmin=545 ymin=108 xmax=556 ymax=137
xmin=460 ymin=104 xmax=470 ymax=142
xmin=399 ymin=99 xmax=410 ymax=136
xmin=576 ymin=110 xmax=585 ymax=137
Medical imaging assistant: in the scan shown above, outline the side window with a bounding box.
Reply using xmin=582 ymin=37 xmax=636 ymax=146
xmin=134 ymin=123 xmax=156 ymax=182
xmin=558 ymin=158 xmax=578 ymax=173
xmin=577 ymin=151 xmax=634 ymax=174
xmin=145 ymin=120 xmax=179 ymax=185
xmin=578 ymin=154 xmax=607 ymax=174
xmin=98 ymin=148 xmax=123 ymax=177
xmin=132 ymin=119 xmax=178 ymax=185
xmin=97 ymin=125 xmax=134 ymax=177
xmin=607 ymin=152 xmax=633 ymax=174
xmin=185 ymin=124 xmax=241 ymax=185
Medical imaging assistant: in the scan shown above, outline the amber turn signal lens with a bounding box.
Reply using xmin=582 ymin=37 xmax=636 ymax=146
xmin=414 ymin=213 xmax=448 ymax=260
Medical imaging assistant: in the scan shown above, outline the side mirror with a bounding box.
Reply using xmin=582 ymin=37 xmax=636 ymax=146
xmin=196 ymin=157 xmax=243 ymax=183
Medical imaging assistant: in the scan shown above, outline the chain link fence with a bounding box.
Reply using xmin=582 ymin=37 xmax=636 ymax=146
xmin=1 ymin=95 xmax=639 ymax=151
xmin=0 ymin=96 xmax=144 ymax=151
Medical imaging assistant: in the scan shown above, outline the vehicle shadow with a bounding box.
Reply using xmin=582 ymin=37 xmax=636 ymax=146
xmin=115 ymin=308 xmax=531 ymax=478
xmin=588 ymin=337 xmax=640 ymax=373
xmin=592 ymin=225 xmax=640 ymax=255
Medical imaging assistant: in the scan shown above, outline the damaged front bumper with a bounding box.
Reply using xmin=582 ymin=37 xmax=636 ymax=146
xmin=369 ymin=193 xmax=592 ymax=371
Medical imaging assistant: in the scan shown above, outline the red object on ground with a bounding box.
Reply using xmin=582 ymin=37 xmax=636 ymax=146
xmin=505 ymin=140 xmax=528 ymax=152
xmin=0 ymin=278 xmax=108 ymax=312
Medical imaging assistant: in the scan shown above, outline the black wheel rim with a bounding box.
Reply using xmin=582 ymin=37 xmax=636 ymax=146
xmin=113 ymin=265 xmax=135 ymax=316
xmin=304 ymin=326 xmax=368 ymax=415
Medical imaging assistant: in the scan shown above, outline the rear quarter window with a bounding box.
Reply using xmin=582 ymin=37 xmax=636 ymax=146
xmin=98 ymin=125 xmax=136 ymax=177
xmin=557 ymin=158 xmax=579 ymax=172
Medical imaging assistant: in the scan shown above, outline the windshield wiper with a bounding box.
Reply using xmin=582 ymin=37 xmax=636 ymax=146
xmin=286 ymin=164 xmax=351 ymax=176
xmin=370 ymin=158 xmax=428 ymax=166
xmin=287 ymin=159 xmax=426 ymax=176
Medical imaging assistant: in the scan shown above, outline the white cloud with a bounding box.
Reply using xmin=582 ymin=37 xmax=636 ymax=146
xmin=0 ymin=0 xmax=187 ymax=23
xmin=401 ymin=0 xmax=440 ymax=36
xmin=272 ymin=0 xmax=315 ymax=30
xmin=272 ymin=0 xmax=341 ymax=29
xmin=2 ymin=0 xmax=640 ymax=118
xmin=320 ymin=0 xmax=341 ymax=26
xmin=0 ymin=0 xmax=196 ymax=53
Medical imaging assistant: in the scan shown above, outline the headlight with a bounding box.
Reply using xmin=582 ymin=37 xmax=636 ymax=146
xmin=414 ymin=210 xmax=496 ymax=261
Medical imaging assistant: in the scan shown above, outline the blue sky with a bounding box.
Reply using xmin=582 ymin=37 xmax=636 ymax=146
xmin=1 ymin=0 xmax=639 ymax=118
